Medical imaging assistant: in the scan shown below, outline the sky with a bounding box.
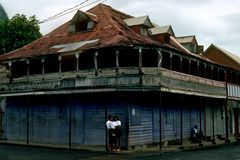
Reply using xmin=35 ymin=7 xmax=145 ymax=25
xmin=1 ymin=0 xmax=240 ymax=55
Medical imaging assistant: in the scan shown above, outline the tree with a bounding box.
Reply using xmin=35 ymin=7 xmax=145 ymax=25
xmin=0 ymin=4 xmax=8 ymax=20
xmin=0 ymin=14 xmax=42 ymax=54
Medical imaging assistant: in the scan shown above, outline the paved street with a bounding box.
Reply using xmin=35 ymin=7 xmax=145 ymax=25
xmin=0 ymin=143 xmax=239 ymax=160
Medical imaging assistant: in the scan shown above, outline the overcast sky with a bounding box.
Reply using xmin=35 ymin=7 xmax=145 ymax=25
xmin=1 ymin=0 xmax=240 ymax=55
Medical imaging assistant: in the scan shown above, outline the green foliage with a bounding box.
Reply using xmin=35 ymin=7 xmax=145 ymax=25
xmin=0 ymin=14 xmax=42 ymax=54
xmin=0 ymin=4 xmax=8 ymax=20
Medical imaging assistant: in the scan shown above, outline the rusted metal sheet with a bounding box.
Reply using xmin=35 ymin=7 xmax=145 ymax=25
xmin=0 ymin=4 xmax=159 ymax=61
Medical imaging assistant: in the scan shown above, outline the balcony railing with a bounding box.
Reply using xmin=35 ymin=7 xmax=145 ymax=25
xmin=0 ymin=67 xmax=226 ymax=98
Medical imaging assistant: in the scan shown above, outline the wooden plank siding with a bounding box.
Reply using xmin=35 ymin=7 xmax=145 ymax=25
xmin=4 ymin=93 xmax=129 ymax=147
xmin=205 ymin=100 xmax=226 ymax=137
xmin=5 ymin=98 xmax=27 ymax=142
xmin=128 ymin=105 xmax=153 ymax=146
xmin=2 ymin=92 xmax=227 ymax=148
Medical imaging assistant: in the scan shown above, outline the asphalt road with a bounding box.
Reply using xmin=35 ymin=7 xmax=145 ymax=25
xmin=0 ymin=143 xmax=239 ymax=160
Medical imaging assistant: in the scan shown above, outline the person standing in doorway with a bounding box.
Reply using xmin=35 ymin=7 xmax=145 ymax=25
xmin=106 ymin=115 xmax=114 ymax=152
xmin=113 ymin=115 xmax=121 ymax=151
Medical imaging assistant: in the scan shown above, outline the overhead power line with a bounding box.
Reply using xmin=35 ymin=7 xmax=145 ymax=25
xmin=39 ymin=0 xmax=89 ymax=24
xmin=39 ymin=0 xmax=105 ymax=24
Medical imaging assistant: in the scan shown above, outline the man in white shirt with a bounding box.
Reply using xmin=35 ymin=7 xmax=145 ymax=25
xmin=106 ymin=115 xmax=114 ymax=152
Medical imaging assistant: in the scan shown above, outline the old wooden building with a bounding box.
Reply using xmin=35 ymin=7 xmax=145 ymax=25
xmin=0 ymin=4 xmax=239 ymax=149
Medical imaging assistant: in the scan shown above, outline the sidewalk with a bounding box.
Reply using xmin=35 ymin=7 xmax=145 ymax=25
xmin=119 ymin=136 xmax=240 ymax=155
xmin=1 ymin=137 xmax=239 ymax=155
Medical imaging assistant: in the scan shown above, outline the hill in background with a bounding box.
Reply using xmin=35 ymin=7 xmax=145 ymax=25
xmin=0 ymin=4 xmax=8 ymax=20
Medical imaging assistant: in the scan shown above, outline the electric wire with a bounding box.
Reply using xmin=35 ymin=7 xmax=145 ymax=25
xmin=39 ymin=0 xmax=106 ymax=24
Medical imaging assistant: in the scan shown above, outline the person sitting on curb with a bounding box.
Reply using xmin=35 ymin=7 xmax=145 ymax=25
xmin=191 ymin=125 xmax=203 ymax=143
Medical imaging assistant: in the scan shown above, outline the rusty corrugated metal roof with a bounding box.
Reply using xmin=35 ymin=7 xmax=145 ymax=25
xmin=0 ymin=4 xmax=159 ymax=61
xmin=0 ymin=3 xmax=222 ymax=67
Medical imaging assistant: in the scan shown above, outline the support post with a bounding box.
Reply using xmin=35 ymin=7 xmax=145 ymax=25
xmin=170 ymin=53 xmax=173 ymax=70
xmin=199 ymin=97 xmax=202 ymax=131
xmin=26 ymin=59 xmax=30 ymax=77
xmin=75 ymin=53 xmax=79 ymax=71
xmin=58 ymin=55 xmax=62 ymax=73
xmin=180 ymin=95 xmax=184 ymax=149
xmin=105 ymin=104 xmax=108 ymax=152
xmin=225 ymin=89 xmax=230 ymax=143
xmin=94 ymin=51 xmax=98 ymax=76
xmin=237 ymin=101 xmax=239 ymax=139
xmin=26 ymin=96 xmax=30 ymax=145
xmin=204 ymin=64 xmax=207 ymax=78
xmin=199 ymin=97 xmax=203 ymax=146
xmin=197 ymin=61 xmax=199 ymax=76
xmin=188 ymin=59 xmax=191 ymax=74
xmin=116 ymin=49 xmax=119 ymax=74
xmin=211 ymin=66 xmax=214 ymax=80
xmin=139 ymin=48 xmax=142 ymax=74
xmin=180 ymin=57 xmax=183 ymax=73
xmin=212 ymin=103 xmax=216 ymax=144
xmin=225 ymin=100 xmax=229 ymax=143
xmin=8 ymin=62 xmax=12 ymax=78
xmin=41 ymin=58 xmax=45 ymax=75
xmin=69 ymin=95 xmax=72 ymax=149
xmin=157 ymin=49 xmax=162 ymax=68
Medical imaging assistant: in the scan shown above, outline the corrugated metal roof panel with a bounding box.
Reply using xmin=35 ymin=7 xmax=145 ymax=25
xmin=52 ymin=39 xmax=99 ymax=53
xmin=176 ymin=36 xmax=196 ymax=44
xmin=124 ymin=15 xmax=153 ymax=27
xmin=0 ymin=4 xmax=159 ymax=61
xmin=149 ymin=25 xmax=174 ymax=36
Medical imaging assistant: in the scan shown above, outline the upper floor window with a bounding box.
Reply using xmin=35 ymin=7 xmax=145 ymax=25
xmin=140 ymin=27 xmax=149 ymax=36
xmin=69 ymin=10 xmax=97 ymax=33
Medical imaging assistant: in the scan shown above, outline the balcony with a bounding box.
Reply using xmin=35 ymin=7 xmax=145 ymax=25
xmin=0 ymin=67 xmax=226 ymax=98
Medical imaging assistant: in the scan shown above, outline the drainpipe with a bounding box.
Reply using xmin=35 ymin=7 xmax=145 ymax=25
xmin=159 ymin=91 xmax=162 ymax=150
xmin=180 ymin=95 xmax=184 ymax=149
